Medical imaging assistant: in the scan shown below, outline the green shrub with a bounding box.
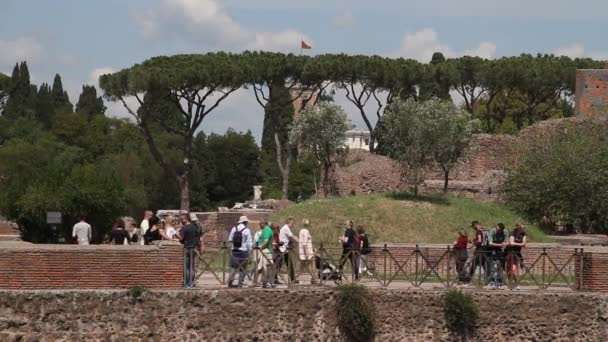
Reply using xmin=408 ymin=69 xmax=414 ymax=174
xmin=505 ymin=121 xmax=608 ymax=233
xmin=336 ymin=284 xmax=376 ymax=342
xmin=444 ymin=289 xmax=478 ymax=340
xmin=127 ymin=285 xmax=146 ymax=301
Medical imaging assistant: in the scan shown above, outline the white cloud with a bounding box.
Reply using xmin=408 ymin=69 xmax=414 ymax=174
xmin=135 ymin=0 xmax=312 ymax=52
xmin=554 ymin=43 xmax=608 ymax=60
xmin=334 ymin=11 xmax=354 ymax=29
xmin=397 ymin=28 xmax=496 ymax=62
xmin=464 ymin=42 xmax=497 ymax=60
xmin=89 ymin=67 xmax=115 ymax=88
xmin=0 ymin=37 xmax=44 ymax=67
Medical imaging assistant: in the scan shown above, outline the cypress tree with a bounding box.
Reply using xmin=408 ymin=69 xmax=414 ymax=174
xmin=35 ymin=83 xmax=54 ymax=128
xmin=51 ymin=74 xmax=73 ymax=113
xmin=3 ymin=62 xmax=36 ymax=120
xmin=261 ymin=82 xmax=294 ymax=155
xmin=260 ymin=81 xmax=296 ymax=197
xmin=76 ymin=85 xmax=106 ymax=117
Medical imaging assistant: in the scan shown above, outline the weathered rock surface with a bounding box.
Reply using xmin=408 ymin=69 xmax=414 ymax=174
xmin=0 ymin=289 xmax=606 ymax=341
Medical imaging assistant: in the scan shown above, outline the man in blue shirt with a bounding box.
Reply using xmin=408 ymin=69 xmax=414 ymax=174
xmin=227 ymin=216 xmax=253 ymax=288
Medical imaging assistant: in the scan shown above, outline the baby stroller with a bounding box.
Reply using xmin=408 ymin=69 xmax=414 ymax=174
xmin=315 ymin=255 xmax=342 ymax=284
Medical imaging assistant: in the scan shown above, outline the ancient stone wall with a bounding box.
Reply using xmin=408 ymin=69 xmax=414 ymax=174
xmin=575 ymin=69 xmax=608 ymax=117
xmin=196 ymin=210 xmax=272 ymax=246
xmin=334 ymin=117 xmax=607 ymax=200
xmin=0 ymin=241 xmax=183 ymax=289
xmin=1 ymin=289 xmax=606 ymax=341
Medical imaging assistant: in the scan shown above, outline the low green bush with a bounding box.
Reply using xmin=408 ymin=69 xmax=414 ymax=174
xmin=127 ymin=285 xmax=147 ymax=301
xmin=444 ymin=289 xmax=478 ymax=340
xmin=336 ymin=284 xmax=376 ymax=342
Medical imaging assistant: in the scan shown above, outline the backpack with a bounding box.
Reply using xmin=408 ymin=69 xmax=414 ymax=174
xmin=480 ymin=230 xmax=490 ymax=247
xmin=354 ymin=234 xmax=361 ymax=250
xmin=360 ymin=235 xmax=371 ymax=255
xmin=232 ymin=226 xmax=244 ymax=249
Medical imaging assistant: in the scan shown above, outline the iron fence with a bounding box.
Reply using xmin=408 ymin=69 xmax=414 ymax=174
xmin=192 ymin=242 xmax=584 ymax=291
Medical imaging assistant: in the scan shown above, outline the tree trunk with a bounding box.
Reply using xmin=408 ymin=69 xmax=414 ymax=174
xmin=322 ymin=163 xmax=330 ymax=197
xmin=281 ymin=163 xmax=290 ymax=200
xmin=178 ymin=176 xmax=190 ymax=211
xmin=274 ymin=132 xmax=291 ymax=200
xmin=368 ymin=133 xmax=376 ymax=153
xmin=443 ymin=169 xmax=449 ymax=193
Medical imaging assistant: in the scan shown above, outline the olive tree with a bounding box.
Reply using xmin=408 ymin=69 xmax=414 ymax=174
xmin=290 ymin=103 xmax=349 ymax=197
xmin=383 ymin=98 xmax=466 ymax=195
xmin=432 ymin=107 xmax=479 ymax=192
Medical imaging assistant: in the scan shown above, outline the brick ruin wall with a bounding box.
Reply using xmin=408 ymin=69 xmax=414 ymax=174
xmin=335 ymin=116 xmax=607 ymax=200
xmin=0 ymin=241 xmax=183 ymax=289
xmin=3 ymin=241 xmax=608 ymax=293
xmin=1 ymin=289 xmax=607 ymax=341
xmin=575 ymin=69 xmax=608 ymax=117
xmin=195 ymin=210 xmax=272 ymax=246
xmin=334 ymin=133 xmax=517 ymax=199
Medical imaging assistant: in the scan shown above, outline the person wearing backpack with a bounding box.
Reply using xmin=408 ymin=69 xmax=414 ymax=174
xmin=468 ymin=220 xmax=489 ymax=283
xmin=487 ymin=223 xmax=509 ymax=289
xmin=227 ymin=216 xmax=253 ymax=288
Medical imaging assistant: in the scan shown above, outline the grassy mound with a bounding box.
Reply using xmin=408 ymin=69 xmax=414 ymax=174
xmin=270 ymin=192 xmax=549 ymax=244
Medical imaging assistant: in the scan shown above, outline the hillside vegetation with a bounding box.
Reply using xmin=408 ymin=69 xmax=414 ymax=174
xmin=270 ymin=192 xmax=549 ymax=245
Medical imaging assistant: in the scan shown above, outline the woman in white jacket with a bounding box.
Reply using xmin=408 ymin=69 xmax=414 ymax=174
xmin=298 ymin=219 xmax=318 ymax=285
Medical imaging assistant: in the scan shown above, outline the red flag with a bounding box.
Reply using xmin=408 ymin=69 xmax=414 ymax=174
xmin=301 ymin=40 xmax=312 ymax=49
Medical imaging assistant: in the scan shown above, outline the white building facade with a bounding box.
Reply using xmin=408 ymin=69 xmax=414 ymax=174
xmin=345 ymin=129 xmax=376 ymax=150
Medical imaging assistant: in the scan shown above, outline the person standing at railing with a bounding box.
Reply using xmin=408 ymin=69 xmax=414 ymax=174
xmin=469 ymin=221 xmax=489 ymax=283
xmin=139 ymin=210 xmax=153 ymax=246
xmin=505 ymin=224 xmax=527 ymax=289
xmin=279 ymin=217 xmax=299 ymax=284
xmin=453 ymin=230 xmax=470 ymax=285
xmin=180 ymin=213 xmax=202 ymax=289
xmin=227 ymin=216 xmax=253 ymax=288
xmin=271 ymin=223 xmax=282 ymax=285
xmin=487 ymin=223 xmax=509 ymax=289
xmin=109 ymin=219 xmax=130 ymax=245
xmin=72 ymin=216 xmax=92 ymax=245
xmin=255 ymin=220 xmax=275 ymax=288
xmin=339 ymin=220 xmax=359 ymax=280
xmin=298 ymin=219 xmax=318 ymax=285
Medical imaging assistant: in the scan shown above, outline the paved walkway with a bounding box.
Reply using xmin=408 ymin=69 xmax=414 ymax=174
xmin=195 ymin=272 xmax=575 ymax=292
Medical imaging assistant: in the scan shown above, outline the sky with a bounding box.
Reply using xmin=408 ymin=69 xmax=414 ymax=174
xmin=1 ymin=0 xmax=608 ymax=141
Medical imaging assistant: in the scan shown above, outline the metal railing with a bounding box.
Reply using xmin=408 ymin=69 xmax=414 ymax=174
xmin=191 ymin=242 xmax=584 ymax=291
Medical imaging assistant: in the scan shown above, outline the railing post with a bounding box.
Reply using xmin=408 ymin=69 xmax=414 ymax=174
xmin=578 ymin=248 xmax=584 ymax=291
xmin=414 ymin=244 xmax=420 ymax=287
xmin=541 ymin=247 xmax=547 ymax=290
xmin=222 ymin=241 xmax=227 ymax=285
xmin=383 ymin=243 xmax=388 ymax=287
xmin=446 ymin=245 xmax=452 ymax=288
xmin=319 ymin=242 xmax=324 ymax=286
xmin=253 ymin=246 xmax=259 ymax=286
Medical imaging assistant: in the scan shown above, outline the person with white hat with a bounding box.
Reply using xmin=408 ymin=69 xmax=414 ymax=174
xmin=227 ymin=215 xmax=253 ymax=288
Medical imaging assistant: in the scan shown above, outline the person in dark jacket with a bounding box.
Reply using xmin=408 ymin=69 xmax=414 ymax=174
xmin=339 ymin=220 xmax=359 ymax=280
xmin=179 ymin=213 xmax=202 ymax=289
xmin=109 ymin=219 xmax=130 ymax=245
xmin=143 ymin=216 xmax=162 ymax=245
